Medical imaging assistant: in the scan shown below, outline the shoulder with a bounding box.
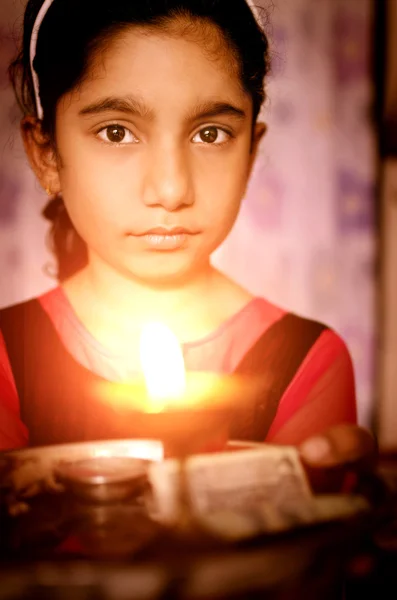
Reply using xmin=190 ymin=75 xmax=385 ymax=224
xmin=0 ymin=287 xmax=60 ymax=321
xmin=0 ymin=296 xmax=45 ymax=405
xmin=281 ymin=310 xmax=353 ymax=375
xmin=254 ymin=301 xmax=346 ymax=346
xmin=299 ymin=322 xmax=353 ymax=372
xmin=265 ymin=318 xmax=356 ymax=442
xmin=0 ymin=288 xmax=61 ymax=367
xmin=0 ymin=291 xmax=60 ymax=451
xmin=251 ymin=302 xmax=353 ymax=380
xmin=0 ymin=299 xmax=39 ymax=345
xmin=0 ymin=324 xmax=29 ymax=450
xmin=282 ymin=316 xmax=355 ymax=408
xmin=250 ymin=299 xmax=332 ymax=346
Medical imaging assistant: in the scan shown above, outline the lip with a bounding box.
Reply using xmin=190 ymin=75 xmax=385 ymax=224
xmin=136 ymin=226 xmax=198 ymax=236
xmin=129 ymin=227 xmax=200 ymax=251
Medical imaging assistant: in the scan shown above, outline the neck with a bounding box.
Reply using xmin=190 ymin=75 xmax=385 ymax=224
xmin=65 ymin=255 xmax=219 ymax=336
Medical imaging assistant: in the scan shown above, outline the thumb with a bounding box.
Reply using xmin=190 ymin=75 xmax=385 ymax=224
xmin=299 ymin=424 xmax=377 ymax=470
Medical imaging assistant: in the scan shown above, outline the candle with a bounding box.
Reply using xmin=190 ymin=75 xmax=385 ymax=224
xmin=94 ymin=323 xmax=249 ymax=457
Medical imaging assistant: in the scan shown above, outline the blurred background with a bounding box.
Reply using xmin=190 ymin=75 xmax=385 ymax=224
xmin=0 ymin=0 xmax=396 ymax=447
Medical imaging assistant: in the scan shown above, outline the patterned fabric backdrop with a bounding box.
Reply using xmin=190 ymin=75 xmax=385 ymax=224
xmin=0 ymin=0 xmax=376 ymax=425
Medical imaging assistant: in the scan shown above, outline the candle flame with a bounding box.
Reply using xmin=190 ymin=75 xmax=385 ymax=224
xmin=139 ymin=322 xmax=186 ymax=411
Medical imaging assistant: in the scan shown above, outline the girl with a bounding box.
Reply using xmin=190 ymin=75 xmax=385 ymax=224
xmin=0 ymin=0 xmax=374 ymax=475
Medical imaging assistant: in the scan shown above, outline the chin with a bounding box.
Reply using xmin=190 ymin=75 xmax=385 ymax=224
xmin=123 ymin=261 xmax=200 ymax=288
xmin=112 ymin=246 xmax=211 ymax=287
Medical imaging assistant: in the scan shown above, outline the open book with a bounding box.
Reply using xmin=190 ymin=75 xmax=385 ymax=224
xmin=148 ymin=442 xmax=370 ymax=540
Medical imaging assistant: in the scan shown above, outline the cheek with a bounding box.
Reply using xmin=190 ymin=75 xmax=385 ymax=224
xmin=57 ymin=122 xmax=124 ymax=190
xmin=57 ymin=146 xmax=137 ymax=232
xmin=60 ymin=178 xmax=131 ymax=253
xmin=197 ymin=189 xmax=243 ymax=254
xmin=197 ymin=154 xmax=249 ymax=223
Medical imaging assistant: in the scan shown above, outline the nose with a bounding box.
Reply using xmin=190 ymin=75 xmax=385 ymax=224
xmin=142 ymin=142 xmax=194 ymax=211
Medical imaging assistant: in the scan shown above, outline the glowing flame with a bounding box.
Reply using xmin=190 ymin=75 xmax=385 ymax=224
xmin=139 ymin=323 xmax=186 ymax=411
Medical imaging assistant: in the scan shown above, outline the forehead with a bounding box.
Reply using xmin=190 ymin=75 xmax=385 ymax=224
xmin=66 ymin=23 xmax=250 ymax=112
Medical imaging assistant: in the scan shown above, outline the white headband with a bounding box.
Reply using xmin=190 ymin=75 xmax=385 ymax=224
xmin=30 ymin=0 xmax=262 ymax=120
xmin=245 ymin=1 xmax=262 ymax=26
xmin=30 ymin=0 xmax=55 ymax=120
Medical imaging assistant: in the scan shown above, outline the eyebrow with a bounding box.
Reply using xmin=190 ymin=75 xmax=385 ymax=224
xmin=79 ymin=95 xmax=246 ymax=122
xmin=187 ymin=100 xmax=247 ymax=122
xmin=79 ymin=96 xmax=154 ymax=119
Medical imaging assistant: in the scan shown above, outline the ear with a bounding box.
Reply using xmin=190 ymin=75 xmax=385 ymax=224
xmin=248 ymin=121 xmax=267 ymax=174
xmin=21 ymin=116 xmax=61 ymax=196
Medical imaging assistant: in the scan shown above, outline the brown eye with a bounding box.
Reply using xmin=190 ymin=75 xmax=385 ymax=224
xmin=199 ymin=127 xmax=218 ymax=143
xmin=106 ymin=125 xmax=126 ymax=143
xmin=192 ymin=126 xmax=230 ymax=145
xmin=97 ymin=124 xmax=136 ymax=145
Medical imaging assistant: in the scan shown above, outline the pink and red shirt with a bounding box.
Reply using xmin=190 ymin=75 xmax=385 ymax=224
xmin=0 ymin=287 xmax=356 ymax=451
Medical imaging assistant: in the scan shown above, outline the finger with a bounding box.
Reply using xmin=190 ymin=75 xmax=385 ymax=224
xmin=299 ymin=424 xmax=377 ymax=470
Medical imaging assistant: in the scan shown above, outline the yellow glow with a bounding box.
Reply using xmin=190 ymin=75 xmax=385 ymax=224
xmin=139 ymin=323 xmax=186 ymax=411
xmin=92 ymin=441 xmax=164 ymax=462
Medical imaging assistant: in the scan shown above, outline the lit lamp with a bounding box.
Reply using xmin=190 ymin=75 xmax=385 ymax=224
xmin=138 ymin=322 xmax=237 ymax=458
xmin=96 ymin=323 xmax=243 ymax=458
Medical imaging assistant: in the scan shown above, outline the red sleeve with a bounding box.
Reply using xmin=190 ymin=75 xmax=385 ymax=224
xmin=266 ymin=329 xmax=357 ymax=445
xmin=0 ymin=330 xmax=28 ymax=451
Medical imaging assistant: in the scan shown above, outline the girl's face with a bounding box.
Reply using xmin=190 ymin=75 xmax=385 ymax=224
xmin=48 ymin=25 xmax=264 ymax=284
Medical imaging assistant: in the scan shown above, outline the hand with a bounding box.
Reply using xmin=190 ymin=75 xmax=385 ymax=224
xmin=298 ymin=424 xmax=378 ymax=496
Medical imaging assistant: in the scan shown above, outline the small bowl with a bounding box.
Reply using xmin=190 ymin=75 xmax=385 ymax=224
xmin=54 ymin=456 xmax=148 ymax=504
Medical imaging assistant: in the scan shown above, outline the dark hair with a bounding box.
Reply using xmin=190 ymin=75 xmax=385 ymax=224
xmin=9 ymin=0 xmax=270 ymax=281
